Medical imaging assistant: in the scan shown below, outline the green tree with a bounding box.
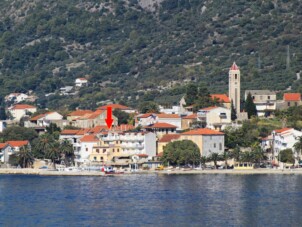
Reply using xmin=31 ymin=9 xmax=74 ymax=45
xmin=0 ymin=126 xmax=38 ymax=142
xmin=16 ymin=145 xmax=34 ymax=168
xmin=45 ymin=140 xmax=61 ymax=169
xmin=279 ymin=148 xmax=295 ymax=164
xmin=245 ymin=92 xmax=257 ymax=119
xmin=113 ymin=109 xmax=130 ymax=125
xmin=185 ymin=83 xmax=198 ymax=106
xmin=60 ymin=139 xmax=74 ymax=166
xmin=0 ymin=96 xmax=6 ymax=120
xmin=32 ymin=134 xmax=56 ymax=159
xmin=161 ymin=140 xmax=200 ymax=166
xmin=209 ymin=152 xmax=223 ymax=169
xmin=294 ymin=136 xmax=302 ymax=155
xmin=46 ymin=123 xmax=61 ymax=139
xmin=138 ymin=101 xmax=159 ymax=114
xmin=231 ymin=101 xmax=237 ymax=121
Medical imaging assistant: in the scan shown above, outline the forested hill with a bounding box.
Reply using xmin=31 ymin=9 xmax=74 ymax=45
xmin=0 ymin=0 xmax=302 ymax=110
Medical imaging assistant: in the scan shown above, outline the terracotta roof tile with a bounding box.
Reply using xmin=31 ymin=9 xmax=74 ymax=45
xmin=274 ymin=128 xmax=293 ymax=133
xmin=139 ymin=113 xmax=180 ymax=119
xmin=181 ymin=128 xmax=224 ymax=135
xmin=211 ymin=94 xmax=230 ymax=103
xmin=145 ymin=123 xmax=177 ymax=129
xmin=80 ymin=135 xmax=99 ymax=142
xmin=61 ymin=129 xmax=80 ymax=135
xmin=0 ymin=143 xmax=8 ymax=149
xmin=182 ymin=114 xmax=197 ymax=119
xmin=7 ymin=140 xmax=29 ymax=147
xmin=199 ymin=106 xmax=218 ymax=111
xmin=68 ymin=110 xmax=93 ymax=116
xmin=10 ymin=104 xmax=36 ymax=110
xmin=283 ymin=93 xmax=301 ymax=101
xmin=159 ymin=134 xmax=181 ymax=143
xmin=230 ymin=62 xmax=239 ymax=70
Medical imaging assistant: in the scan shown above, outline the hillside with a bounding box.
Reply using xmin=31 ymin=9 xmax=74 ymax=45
xmin=0 ymin=0 xmax=302 ymax=110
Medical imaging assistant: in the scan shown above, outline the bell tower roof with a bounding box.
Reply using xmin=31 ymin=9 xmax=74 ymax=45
xmin=230 ymin=62 xmax=239 ymax=71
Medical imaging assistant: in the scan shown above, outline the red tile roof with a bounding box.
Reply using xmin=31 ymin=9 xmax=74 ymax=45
xmin=181 ymin=128 xmax=224 ymax=135
xmin=145 ymin=123 xmax=177 ymax=129
xmin=274 ymin=128 xmax=293 ymax=133
xmin=61 ymin=129 xmax=80 ymax=135
xmin=7 ymin=140 xmax=29 ymax=147
xmin=89 ymin=125 xmax=108 ymax=134
xmin=80 ymin=135 xmax=99 ymax=142
xmin=211 ymin=94 xmax=230 ymax=103
xmin=68 ymin=110 xmax=93 ymax=117
xmin=114 ymin=124 xmax=135 ymax=132
xmin=182 ymin=114 xmax=197 ymax=119
xmin=199 ymin=106 xmax=218 ymax=111
xmin=283 ymin=93 xmax=301 ymax=101
xmin=137 ymin=154 xmax=148 ymax=157
xmin=230 ymin=62 xmax=239 ymax=70
xmin=0 ymin=143 xmax=8 ymax=149
xmin=159 ymin=134 xmax=181 ymax=143
xmin=97 ymin=104 xmax=132 ymax=110
xmin=10 ymin=104 xmax=36 ymax=110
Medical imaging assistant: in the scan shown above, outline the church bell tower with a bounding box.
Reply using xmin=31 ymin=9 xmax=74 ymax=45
xmin=229 ymin=62 xmax=241 ymax=115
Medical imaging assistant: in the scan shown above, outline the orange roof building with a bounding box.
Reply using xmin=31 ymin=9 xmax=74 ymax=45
xmin=211 ymin=94 xmax=230 ymax=103
xmin=283 ymin=93 xmax=301 ymax=102
xmin=7 ymin=140 xmax=29 ymax=148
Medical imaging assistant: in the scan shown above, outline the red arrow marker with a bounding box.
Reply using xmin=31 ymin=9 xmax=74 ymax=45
xmin=105 ymin=106 xmax=114 ymax=129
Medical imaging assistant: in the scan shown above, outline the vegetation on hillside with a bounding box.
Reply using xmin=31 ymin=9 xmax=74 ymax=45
xmin=0 ymin=0 xmax=302 ymax=110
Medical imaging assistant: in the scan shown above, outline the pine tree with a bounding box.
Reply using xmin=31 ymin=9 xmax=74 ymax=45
xmin=231 ymin=101 xmax=237 ymax=121
xmin=185 ymin=83 xmax=198 ymax=106
xmin=0 ymin=97 xmax=7 ymax=120
xmin=244 ymin=92 xmax=257 ymax=119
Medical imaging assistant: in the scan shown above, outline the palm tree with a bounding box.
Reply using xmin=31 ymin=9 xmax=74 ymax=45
xmin=60 ymin=140 xmax=74 ymax=166
xmin=294 ymin=136 xmax=302 ymax=164
xmin=16 ymin=145 xmax=34 ymax=168
xmin=200 ymin=156 xmax=207 ymax=168
xmin=222 ymin=151 xmax=229 ymax=168
xmin=209 ymin=153 xmax=222 ymax=169
xmin=33 ymin=134 xmax=56 ymax=159
xmin=45 ymin=141 xmax=61 ymax=169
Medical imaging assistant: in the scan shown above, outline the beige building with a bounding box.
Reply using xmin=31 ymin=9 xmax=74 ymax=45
xmin=210 ymin=94 xmax=231 ymax=109
xmin=197 ymin=106 xmax=231 ymax=131
xmin=276 ymin=93 xmax=302 ymax=110
xmin=229 ymin=62 xmax=240 ymax=115
xmin=244 ymin=90 xmax=277 ymax=117
xmin=180 ymin=128 xmax=225 ymax=157
xmin=157 ymin=134 xmax=181 ymax=155
xmin=181 ymin=114 xmax=197 ymax=130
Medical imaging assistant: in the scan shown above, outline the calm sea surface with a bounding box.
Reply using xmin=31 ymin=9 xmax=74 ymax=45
xmin=1 ymin=174 xmax=302 ymax=226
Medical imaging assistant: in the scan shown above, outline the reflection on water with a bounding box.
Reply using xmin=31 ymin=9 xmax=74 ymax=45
xmin=0 ymin=174 xmax=302 ymax=226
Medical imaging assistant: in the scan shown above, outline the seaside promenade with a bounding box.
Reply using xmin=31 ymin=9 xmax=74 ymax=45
xmin=1 ymin=168 xmax=302 ymax=176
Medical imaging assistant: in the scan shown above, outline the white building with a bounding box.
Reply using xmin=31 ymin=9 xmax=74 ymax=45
xmin=26 ymin=112 xmax=64 ymax=127
xmin=0 ymin=121 xmax=7 ymax=133
xmin=0 ymin=141 xmax=30 ymax=164
xmin=78 ymin=135 xmax=99 ymax=163
xmin=7 ymin=104 xmax=37 ymax=122
xmin=265 ymin=128 xmax=302 ymax=163
xmin=245 ymin=90 xmax=277 ymax=117
xmin=101 ymin=132 xmax=157 ymax=157
xmin=197 ymin=106 xmax=231 ymax=131
xmin=75 ymin=78 xmax=88 ymax=87
xmin=136 ymin=113 xmax=181 ymax=131
xmin=5 ymin=93 xmax=29 ymax=103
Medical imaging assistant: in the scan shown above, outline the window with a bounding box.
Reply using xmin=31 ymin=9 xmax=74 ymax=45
xmin=117 ymin=149 xmax=119 ymax=152
xmin=288 ymin=102 xmax=290 ymax=107
xmin=86 ymin=148 xmax=88 ymax=152
xmin=214 ymin=143 xmax=216 ymax=148
xmin=295 ymin=102 xmax=298 ymax=106
xmin=101 ymin=157 xmax=103 ymax=161
xmin=268 ymin=96 xmax=270 ymax=100
xmin=103 ymin=149 xmax=106 ymax=153
xmin=235 ymin=74 xmax=237 ymax=79
xmin=219 ymin=143 xmax=222 ymax=151
xmin=96 ymin=149 xmax=100 ymax=153
xmin=94 ymin=157 xmax=97 ymax=161
xmin=113 ymin=149 xmax=115 ymax=153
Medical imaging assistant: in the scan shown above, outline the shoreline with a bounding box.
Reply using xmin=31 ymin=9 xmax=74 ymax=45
xmin=1 ymin=168 xmax=302 ymax=176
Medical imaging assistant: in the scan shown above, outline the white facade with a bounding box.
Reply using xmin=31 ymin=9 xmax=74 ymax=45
xmin=0 ymin=121 xmax=7 ymax=133
xmin=79 ymin=141 xmax=98 ymax=163
xmin=202 ymin=135 xmax=225 ymax=157
xmin=75 ymin=78 xmax=88 ymax=87
xmin=8 ymin=105 xmax=37 ymax=121
xmin=102 ymin=132 xmax=157 ymax=157
xmin=136 ymin=114 xmax=181 ymax=130
xmin=159 ymin=105 xmax=181 ymax=114
xmin=37 ymin=112 xmax=63 ymax=127
xmin=197 ymin=107 xmax=231 ymax=130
